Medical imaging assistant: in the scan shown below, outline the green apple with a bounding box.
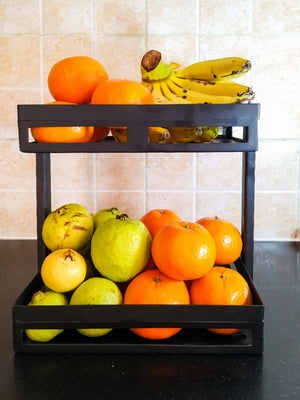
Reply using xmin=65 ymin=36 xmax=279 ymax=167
xmin=70 ymin=277 xmax=123 ymax=337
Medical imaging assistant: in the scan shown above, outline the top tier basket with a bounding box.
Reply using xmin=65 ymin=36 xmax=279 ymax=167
xmin=13 ymin=103 xmax=264 ymax=354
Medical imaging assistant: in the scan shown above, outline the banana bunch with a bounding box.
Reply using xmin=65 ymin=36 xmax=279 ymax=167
xmin=140 ymin=50 xmax=254 ymax=143
xmin=141 ymin=50 xmax=254 ymax=104
xmin=111 ymin=126 xmax=171 ymax=144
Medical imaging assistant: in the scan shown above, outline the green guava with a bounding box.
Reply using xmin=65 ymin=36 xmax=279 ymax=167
xmin=42 ymin=203 xmax=94 ymax=252
xmin=93 ymin=207 xmax=125 ymax=231
xmin=69 ymin=277 xmax=123 ymax=337
xmin=91 ymin=215 xmax=152 ymax=282
xmin=25 ymin=290 xmax=68 ymax=343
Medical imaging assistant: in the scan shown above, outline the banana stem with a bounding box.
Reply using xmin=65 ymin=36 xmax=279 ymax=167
xmin=141 ymin=50 xmax=162 ymax=72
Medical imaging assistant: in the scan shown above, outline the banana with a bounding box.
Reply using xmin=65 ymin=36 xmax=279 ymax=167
xmin=140 ymin=51 xmax=238 ymax=143
xmin=151 ymin=82 xmax=174 ymax=104
xmin=140 ymin=50 xmax=252 ymax=85
xmin=174 ymin=57 xmax=251 ymax=81
xmin=160 ymin=80 xmax=192 ymax=104
xmin=148 ymin=127 xmax=171 ymax=143
xmin=166 ymin=79 xmax=239 ymax=104
xmin=111 ymin=126 xmax=170 ymax=144
xmin=164 ymin=126 xmax=222 ymax=143
xmin=193 ymin=126 xmax=223 ymax=143
xmin=165 ymin=127 xmax=203 ymax=143
xmin=169 ymin=73 xmax=254 ymax=100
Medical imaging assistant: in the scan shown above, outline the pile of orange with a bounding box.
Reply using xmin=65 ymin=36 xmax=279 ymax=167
xmin=32 ymin=56 xmax=154 ymax=143
xmin=122 ymin=208 xmax=253 ymax=340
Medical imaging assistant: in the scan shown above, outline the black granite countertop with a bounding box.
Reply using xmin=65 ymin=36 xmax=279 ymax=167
xmin=0 ymin=240 xmax=299 ymax=400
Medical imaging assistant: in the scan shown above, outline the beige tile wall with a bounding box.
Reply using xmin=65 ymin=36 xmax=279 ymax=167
xmin=0 ymin=0 xmax=299 ymax=240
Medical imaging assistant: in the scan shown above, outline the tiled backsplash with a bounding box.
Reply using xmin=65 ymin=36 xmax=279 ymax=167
xmin=0 ymin=0 xmax=299 ymax=240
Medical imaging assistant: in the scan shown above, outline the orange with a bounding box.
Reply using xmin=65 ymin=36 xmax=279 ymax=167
xmin=90 ymin=79 xmax=154 ymax=105
xmin=123 ymin=269 xmax=190 ymax=340
xmin=152 ymin=221 xmax=216 ymax=280
xmin=31 ymin=101 xmax=94 ymax=143
xmin=196 ymin=216 xmax=243 ymax=265
xmin=140 ymin=209 xmax=182 ymax=238
xmin=190 ymin=266 xmax=253 ymax=335
xmin=48 ymin=56 xmax=108 ymax=104
xmin=89 ymin=126 xmax=110 ymax=142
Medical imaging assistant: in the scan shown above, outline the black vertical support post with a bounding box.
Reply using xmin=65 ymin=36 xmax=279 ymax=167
xmin=36 ymin=153 xmax=51 ymax=270
xmin=241 ymin=150 xmax=256 ymax=278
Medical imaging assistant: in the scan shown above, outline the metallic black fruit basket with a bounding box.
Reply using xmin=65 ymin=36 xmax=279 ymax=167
xmin=13 ymin=103 xmax=264 ymax=354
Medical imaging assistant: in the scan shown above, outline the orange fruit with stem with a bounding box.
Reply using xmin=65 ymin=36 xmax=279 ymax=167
xmin=140 ymin=209 xmax=182 ymax=238
xmin=152 ymin=221 xmax=216 ymax=280
xmin=190 ymin=266 xmax=253 ymax=335
xmin=31 ymin=101 xmax=94 ymax=143
xmin=124 ymin=269 xmax=190 ymax=340
xmin=196 ymin=216 xmax=243 ymax=265
xmin=48 ymin=56 xmax=108 ymax=104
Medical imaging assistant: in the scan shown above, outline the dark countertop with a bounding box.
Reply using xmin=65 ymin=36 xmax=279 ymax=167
xmin=1 ymin=240 xmax=299 ymax=400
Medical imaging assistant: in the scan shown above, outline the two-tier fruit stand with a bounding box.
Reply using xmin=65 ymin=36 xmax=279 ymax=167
xmin=13 ymin=103 xmax=264 ymax=354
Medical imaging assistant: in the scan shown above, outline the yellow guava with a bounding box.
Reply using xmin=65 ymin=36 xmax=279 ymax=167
xmin=25 ymin=290 xmax=68 ymax=343
xmin=91 ymin=215 xmax=152 ymax=282
xmin=41 ymin=248 xmax=87 ymax=293
xmin=70 ymin=277 xmax=123 ymax=337
xmin=42 ymin=203 xmax=94 ymax=252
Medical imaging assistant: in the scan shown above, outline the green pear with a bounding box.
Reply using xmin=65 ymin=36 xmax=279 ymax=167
xmin=42 ymin=203 xmax=94 ymax=252
xmin=25 ymin=290 xmax=68 ymax=343
xmin=93 ymin=207 xmax=125 ymax=231
xmin=91 ymin=215 xmax=152 ymax=282
xmin=70 ymin=277 xmax=123 ymax=337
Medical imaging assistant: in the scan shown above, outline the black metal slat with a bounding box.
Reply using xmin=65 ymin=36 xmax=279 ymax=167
xmin=35 ymin=153 xmax=51 ymax=269
xmin=17 ymin=104 xmax=259 ymax=153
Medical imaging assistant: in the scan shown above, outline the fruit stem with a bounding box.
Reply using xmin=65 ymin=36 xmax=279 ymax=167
xmin=141 ymin=50 xmax=172 ymax=82
xmin=153 ymin=276 xmax=161 ymax=283
xmin=116 ymin=213 xmax=129 ymax=220
xmin=141 ymin=50 xmax=161 ymax=72
xmin=64 ymin=249 xmax=75 ymax=261
xmin=220 ymin=274 xmax=226 ymax=280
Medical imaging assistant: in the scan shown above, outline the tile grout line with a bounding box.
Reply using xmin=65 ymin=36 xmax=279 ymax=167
xmin=93 ymin=0 xmax=97 ymax=213
xmin=194 ymin=0 xmax=200 ymax=220
xmin=250 ymin=0 xmax=254 ymax=87
xmin=195 ymin=0 xmax=200 ymax=60
xmin=39 ymin=0 xmax=44 ymax=103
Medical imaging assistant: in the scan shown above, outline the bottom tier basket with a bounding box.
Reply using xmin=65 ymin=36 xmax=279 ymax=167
xmin=13 ymin=259 xmax=264 ymax=354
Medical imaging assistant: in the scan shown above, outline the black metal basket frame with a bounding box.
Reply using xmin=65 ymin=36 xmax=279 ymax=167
xmin=13 ymin=103 xmax=263 ymax=354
